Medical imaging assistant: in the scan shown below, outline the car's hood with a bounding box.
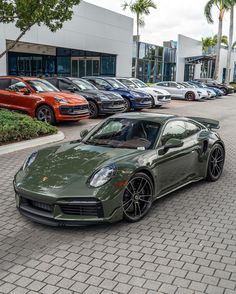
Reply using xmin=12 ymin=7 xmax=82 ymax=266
xmin=136 ymin=87 xmax=171 ymax=96
xmin=16 ymin=142 xmax=142 ymax=195
xmin=39 ymin=91 xmax=88 ymax=104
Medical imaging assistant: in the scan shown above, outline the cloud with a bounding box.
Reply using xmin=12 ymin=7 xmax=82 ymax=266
xmin=85 ymin=0 xmax=235 ymax=45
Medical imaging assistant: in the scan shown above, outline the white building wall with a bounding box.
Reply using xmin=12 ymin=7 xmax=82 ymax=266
xmin=176 ymin=34 xmax=202 ymax=82
xmin=219 ymin=48 xmax=236 ymax=83
xmin=0 ymin=1 xmax=133 ymax=76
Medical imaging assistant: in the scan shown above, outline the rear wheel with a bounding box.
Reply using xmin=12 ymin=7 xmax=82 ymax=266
xmin=185 ymin=91 xmax=195 ymax=101
xmin=123 ymin=98 xmax=131 ymax=112
xmin=36 ymin=105 xmax=55 ymax=124
xmin=220 ymin=87 xmax=228 ymax=95
xmin=123 ymin=172 xmax=154 ymax=222
xmin=89 ymin=101 xmax=99 ymax=118
xmin=206 ymin=143 xmax=225 ymax=182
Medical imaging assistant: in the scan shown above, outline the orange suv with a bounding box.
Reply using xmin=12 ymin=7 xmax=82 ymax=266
xmin=0 ymin=76 xmax=90 ymax=124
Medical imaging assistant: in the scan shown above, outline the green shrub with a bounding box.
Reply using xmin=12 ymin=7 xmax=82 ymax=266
xmin=230 ymin=82 xmax=236 ymax=92
xmin=0 ymin=109 xmax=58 ymax=144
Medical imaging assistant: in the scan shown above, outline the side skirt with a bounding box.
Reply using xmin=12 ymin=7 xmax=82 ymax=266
xmin=154 ymin=177 xmax=204 ymax=201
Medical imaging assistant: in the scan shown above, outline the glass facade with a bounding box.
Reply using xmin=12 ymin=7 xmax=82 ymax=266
xmin=8 ymin=47 xmax=116 ymax=77
xmin=133 ymin=41 xmax=176 ymax=83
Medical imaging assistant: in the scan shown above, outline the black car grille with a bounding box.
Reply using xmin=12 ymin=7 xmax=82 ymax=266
xmin=58 ymin=198 xmax=104 ymax=218
xmin=59 ymin=105 xmax=89 ymax=115
xmin=21 ymin=197 xmax=53 ymax=213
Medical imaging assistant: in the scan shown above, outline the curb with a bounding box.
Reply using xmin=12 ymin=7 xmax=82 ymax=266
xmin=0 ymin=131 xmax=65 ymax=156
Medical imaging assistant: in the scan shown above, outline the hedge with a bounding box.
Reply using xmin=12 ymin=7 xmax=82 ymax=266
xmin=0 ymin=109 xmax=57 ymax=145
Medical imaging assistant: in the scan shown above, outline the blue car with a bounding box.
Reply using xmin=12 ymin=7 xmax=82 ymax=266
xmin=83 ymin=77 xmax=152 ymax=111
xmin=189 ymin=81 xmax=223 ymax=97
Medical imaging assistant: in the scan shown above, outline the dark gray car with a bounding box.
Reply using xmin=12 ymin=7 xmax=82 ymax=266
xmin=46 ymin=77 xmax=125 ymax=118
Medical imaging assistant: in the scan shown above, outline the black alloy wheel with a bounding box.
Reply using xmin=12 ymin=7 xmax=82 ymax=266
xmin=220 ymin=87 xmax=228 ymax=95
xmin=36 ymin=105 xmax=55 ymax=124
xmin=123 ymin=172 xmax=154 ymax=222
xmin=185 ymin=91 xmax=196 ymax=101
xmin=206 ymin=143 xmax=225 ymax=182
xmin=89 ymin=101 xmax=99 ymax=118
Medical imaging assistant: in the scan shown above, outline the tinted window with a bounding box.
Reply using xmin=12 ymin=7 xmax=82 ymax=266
xmin=185 ymin=121 xmax=201 ymax=137
xmin=90 ymin=79 xmax=109 ymax=90
xmin=158 ymin=82 xmax=168 ymax=87
xmin=46 ymin=78 xmax=58 ymax=87
xmin=161 ymin=121 xmax=186 ymax=145
xmin=9 ymin=79 xmax=28 ymax=92
xmin=0 ymin=78 xmax=10 ymax=90
xmin=58 ymin=79 xmax=72 ymax=91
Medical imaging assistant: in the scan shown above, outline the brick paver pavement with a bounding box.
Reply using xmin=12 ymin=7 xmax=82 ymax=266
xmin=0 ymin=95 xmax=236 ymax=294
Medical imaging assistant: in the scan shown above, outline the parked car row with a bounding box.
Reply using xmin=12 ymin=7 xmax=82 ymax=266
xmin=0 ymin=76 xmax=232 ymax=124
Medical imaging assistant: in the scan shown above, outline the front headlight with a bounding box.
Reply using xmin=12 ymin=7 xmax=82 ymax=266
xmin=22 ymin=152 xmax=38 ymax=170
xmin=89 ymin=165 xmax=116 ymax=188
xmin=130 ymin=91 xmax=141 ymax=98
xmin=98 ymin=95 xmax=110 ymax=101
xmin=153 ymin=90 xmax=162 ymax=95
xmin=54 ymin=97 xmax=69 ymax=104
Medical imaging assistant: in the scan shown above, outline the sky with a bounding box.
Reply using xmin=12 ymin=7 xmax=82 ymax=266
xmin=86 ymin=0 xmax=234 ymax=46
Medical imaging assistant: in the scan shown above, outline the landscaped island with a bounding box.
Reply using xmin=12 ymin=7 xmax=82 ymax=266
xmin=0 ymin=110 xmax=57 ymax=145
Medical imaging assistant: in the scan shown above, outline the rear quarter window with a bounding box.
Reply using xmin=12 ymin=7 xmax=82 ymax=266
xmin=0 ymin=79 xmax=10 ymax=90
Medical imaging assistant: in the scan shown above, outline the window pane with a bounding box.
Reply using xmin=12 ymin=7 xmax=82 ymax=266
xmin=162 ymin=121 xmax=186 ymax=145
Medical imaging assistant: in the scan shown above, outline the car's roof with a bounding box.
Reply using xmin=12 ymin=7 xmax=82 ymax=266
xmin=112 ymin=112 xmax=177 ymax=123
xmin=83 ymin=76 xmax=116 ymax=80
xmin=0 ymin=76 xmax=42 ymax=81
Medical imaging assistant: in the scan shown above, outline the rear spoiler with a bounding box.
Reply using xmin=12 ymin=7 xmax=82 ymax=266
xmin=187 ymin=117 xmax=220 ymax=129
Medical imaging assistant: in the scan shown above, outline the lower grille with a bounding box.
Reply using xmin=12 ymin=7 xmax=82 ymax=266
xmin=21 ymin=197 xmax=53 ymax=212
xmin=59 ymin=105 xmax=89 ymax=115
xmin=59 ymin=199 xmax=104 ymax=218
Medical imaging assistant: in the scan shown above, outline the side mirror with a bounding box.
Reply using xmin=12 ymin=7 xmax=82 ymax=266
xmin=20 ymin=88 xmax=30 ymax=95
xmin=158 ymin=138 xmax=183 ymax=155
xmin=67 ymin=86 xmax=77 ymax=93
xmin=177 ymin=85 xmax=181 ymax=89
xmin=105 ymin=85 xmax=112 ymax=91
xmin=80 ymin=129 xmax=89 ymax=139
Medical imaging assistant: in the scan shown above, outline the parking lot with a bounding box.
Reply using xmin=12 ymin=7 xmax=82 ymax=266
xmin=0 ymin=95 xmax=236 ymax=294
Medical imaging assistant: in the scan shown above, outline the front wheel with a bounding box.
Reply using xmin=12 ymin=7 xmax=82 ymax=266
xmin=206 ymin=143 xmax=225 ymax=182
xmin=123 ymin=172 xmax=154 ymax=222
xmin=89 ymin=101 xmax=99 ymax=118
xmin=123 ymin=98 xmax=131 ymax=112
xmin=220 ymin=87 xmax=228 ymax=95
xmin=185 ymin=91 xmax=196 ymax=101
xmin=36 ymin=105 xmax=55 ymax=124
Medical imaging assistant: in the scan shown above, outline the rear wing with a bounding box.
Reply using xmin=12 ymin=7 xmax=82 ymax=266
xmin=187 ymin=117 xmax=220 ymax=129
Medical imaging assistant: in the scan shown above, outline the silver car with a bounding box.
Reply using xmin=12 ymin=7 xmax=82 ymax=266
xmin=154 ymin=81 xmax=206 ymax=101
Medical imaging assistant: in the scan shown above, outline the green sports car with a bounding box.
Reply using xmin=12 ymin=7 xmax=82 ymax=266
xmin=14 ymin=113 xmax=225 ymax=226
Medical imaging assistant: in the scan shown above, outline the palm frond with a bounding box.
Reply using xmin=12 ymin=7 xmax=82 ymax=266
xmin=204 ymin=0 xmax=216 ymax=24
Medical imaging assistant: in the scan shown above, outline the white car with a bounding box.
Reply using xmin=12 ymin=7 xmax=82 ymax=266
xmin=153 ymin=81 xmax=208 ymax=101
xmin=116 ymin=77 xmax=171 ymax=108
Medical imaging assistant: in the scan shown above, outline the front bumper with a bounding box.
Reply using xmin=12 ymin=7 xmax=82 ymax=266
xmin=100 ymin=100 xmax=125 ymax=114
xmin=155 ymin=95 xmax=171 ymax=105
xmin=132 ymin=97 xmax=152 ymax=109
xmin=15 ymin=191 xmax=123 ymax=226
xmin=57 ymin=104 xmax=90 ymax=121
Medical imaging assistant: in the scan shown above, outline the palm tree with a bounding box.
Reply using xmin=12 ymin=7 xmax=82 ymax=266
xmin=202 ymin=35 xmax=228 ymax=52
xmin=225 ymin=1 xmax=235 ymax=85
xmin=204 ymin=0 xmax=231 ymax=81
xmin=123 ymin=0 xmax=157 ymax=78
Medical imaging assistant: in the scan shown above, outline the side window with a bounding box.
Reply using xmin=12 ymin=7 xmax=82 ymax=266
xmin=9 ymin=79 xmax=28 ymax=92
xmin=185 ymin=122 xmax=201 ymax=137
xmin=0 ymin=78 xmax=10 ymax=90
xmin=58 ymin=80 xmax=71 ymax=91
xmin=47 ymin=79 xmax=58 ymax=87
xmin=161 ymin=121 xmax=186 ymax=145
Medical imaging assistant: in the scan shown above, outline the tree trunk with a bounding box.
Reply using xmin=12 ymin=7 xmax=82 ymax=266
xmin=225 ymin=5 xmax=234 ymax=85
xmin=134 ymin=13 xmax=140 ymax=78
xmin=214 ymin=15 xmax=223 ymax=81
xmin=0 ymin=26 xmax=31 ymax=59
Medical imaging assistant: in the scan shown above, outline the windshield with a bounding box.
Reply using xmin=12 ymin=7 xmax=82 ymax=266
xmin=119 ymin=79 xmax=137 ymax=89
xmin=107 ymin=79 xmax=126 ymax=89
xmin=182 ymin=82 xmax=195 ymax=88
xmin=83 ymin=118 xmax=161 ymax=150
xmin=72 ymin=79 xmax=97 ymax=90
xmin=27 ymin=80 xmax=59 ymax=93
xmin=132 ymin=79 xmax=147 ymax=88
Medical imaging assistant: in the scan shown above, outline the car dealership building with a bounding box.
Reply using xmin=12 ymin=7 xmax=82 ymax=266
xmin=0 ymin=1 xmax=133 ymax=78
xmin=0 ymin=1 xmax=235 ymax=84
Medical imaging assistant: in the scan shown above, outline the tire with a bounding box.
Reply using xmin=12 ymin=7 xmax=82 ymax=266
xmin=123 ymin=172 xmax=154 ymax=222
xmin=89 ymin=101 xmax=99 ymax=119
xmin=206 ymin=143 xmax=225 ymax=182
xmin=185 ymin=91 xmax=196 ymax=101
xmin=151 ymin=96 xmax=155 ymax=108
xmin=220 ymin=87 xmax=228 ymax=95
xmin=36 ymin=105 xmax=55 ymax=124
xmin=123 ymin=97 xmax=131 ymax=112
xmin=156 ymin=105 xmax=162 ymax=108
